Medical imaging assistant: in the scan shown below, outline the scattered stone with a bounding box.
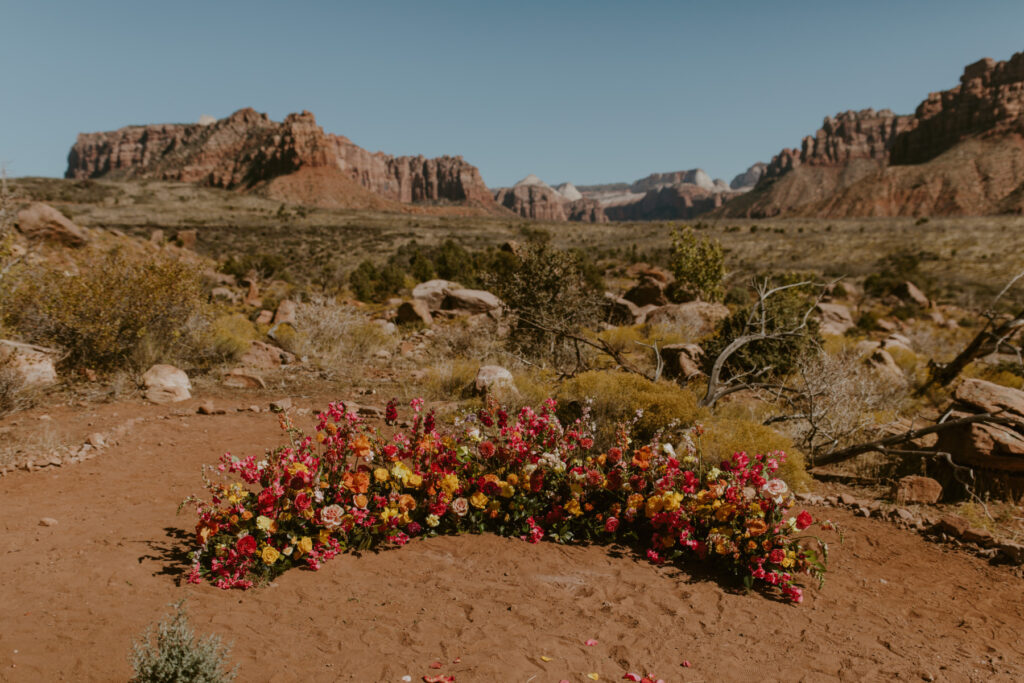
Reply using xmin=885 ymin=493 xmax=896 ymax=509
xmin=273 ymin=300 xmax=297 ymax=326
xmin=998 ymin=541 xmax=1024 ymax=564
xmin=16 ymin=203 xmax=89 ymax=246
xmin=934 ymin=514 xmax=971 ymax=538
xmin=177 ymin=229 xmax=198 ymax=250
xmin=894 ymin=281 xmax=930 ymax=308
xmin=816 ymin=302 xmax=855 ymax=336
xmin=867 ymin=348 xmax=905 ymax=382
xmin=839 ymin=493 xmax=859 ymax=506
xmin=643 ymin=301 xmax=730 ymax=338
xmin=659 ymin=343 xmax=705 ymax=380
xmin=892 ymin=475 xmax=942 ymax=505
xmin=474 ymin=365 xmax=516 ymax=395
xmin=255 ymin=309 xmax=274 ymax=325
xmin=603 ymin=292 xmax=644 ymax=326
xmin=396 ymin=300 xmax=433 ymax=326
xmin=0 ymin=340 xmax=59 ymax=387
xmin=855 ymin=506 xmax=872 ymax=518
xmin=86 ymin=433 xmax=106 ymax=448
xmin=893 ymin=508 xmax=916 ymax=523
xmin=269 ymin=398 xmax=293 ymax=412
xmin=240 ymin=340 xmax=296 ymax=369
xmin=38 ymin=517 xmax=58 ymax=527
xmin=197 ymin=401 xmax=225 ymax=415
xmin=141 ymin=364 xmax=192 ymax=404
xmin=961 ymin=527 xmax=995 ymax=547
xmin=795 ymin=492 xmax=825 ymax=505
xmin=244 ymin=281 xmax=262 ymax=308
xmin=223 ymin=368 xmax=266 ymax=389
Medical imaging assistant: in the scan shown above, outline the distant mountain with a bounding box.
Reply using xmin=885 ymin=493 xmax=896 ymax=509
xmin=66 ymin=109 xmax=502 ymax=213
xmin=715 ymin=51 xmax=1024 ymax=217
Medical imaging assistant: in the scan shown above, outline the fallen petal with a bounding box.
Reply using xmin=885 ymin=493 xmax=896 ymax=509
xmin=430 ymin=661 xmax=442 ymax=669
xmin=585 ymin=639 xmax=599 ymax=646
xmin=588 ymin=674 xmax=600 ymax=681
xmin=624 ymin=674 xmax=642 ymax=682
xmin=682 ymin=660 xmax=691 ymax=668
xmin=540 ymin=656 xmax=553 ymax=662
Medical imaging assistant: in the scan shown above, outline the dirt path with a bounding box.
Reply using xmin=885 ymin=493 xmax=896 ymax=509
xmin=1 ymin=401 xmax=1023 ymax=682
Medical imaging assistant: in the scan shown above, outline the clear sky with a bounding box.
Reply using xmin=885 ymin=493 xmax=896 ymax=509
xmin=1 ymin=1 xmax=1021 ymax=188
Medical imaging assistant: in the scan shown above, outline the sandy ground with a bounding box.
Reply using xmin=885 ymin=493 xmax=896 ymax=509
xmin=2 ymin=398 xmax=1023 ymax=682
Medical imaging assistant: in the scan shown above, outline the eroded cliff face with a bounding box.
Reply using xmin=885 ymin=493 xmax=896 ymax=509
xmin=719 ymin=51 xmax=1024 ymax=218
xmin=66 ymin=109 xmax=498 ymax=210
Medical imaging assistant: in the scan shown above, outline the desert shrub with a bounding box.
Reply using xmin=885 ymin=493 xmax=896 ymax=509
xmin=863 ymin=250 xmax=928 ymax=299
xmin=207 ymin=313 xmax=259 ymax=362
xmin=669 ymin=226 xmax=725 ymax=302
xmin=701 ymin=274 xmax=822 ymax=381
xmin=278 ymin=296 xmax=394 ymax=372
xmin=416 ymin=359 xmax=481 ymax=400
xmin=423 ymin=317 xmax=505 ymax=362
xmin=348 ymin=260 xmax=405 ymax=303
xmin=485 ymin=241 xmax=603 ymax=369
xmin=389 ymin=239 xmax=478 ymax=285
xmin=0 ymin=357 xmax=35 ymax=418
xmin=130 ymin=601 xmax=236 ymax=683
xmin=2 ymin=250 xmax=209 ymax=372
xmin=556 ymin=370 xmax=700 ymax=447
xmin=219 ymin=252 xmax=290 ymax=282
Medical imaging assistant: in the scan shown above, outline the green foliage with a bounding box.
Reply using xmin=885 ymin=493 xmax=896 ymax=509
xmin=486 ymin=240 xmax=603 ymax=368
xmin=219 ymin=252 xmax=290 ymax=282
xmin=208 ymin=313 xmax=258 ymax=362
xmin=2 ymin=250 xmax=210 ymax=372
xmin=556 ymin=370 xmax=700 ymax=448
xmin=863 ymin=250 xmax=925 ymax=299
xmin=130 ymin=601 xmax=236 ymax=683
xmin=669 ymin=226 xmax=726 ymax=302
xmin=702 ymin=274 xmax=821 ymax=381
xmin=348 ymin=260 xmax=406 ymax=303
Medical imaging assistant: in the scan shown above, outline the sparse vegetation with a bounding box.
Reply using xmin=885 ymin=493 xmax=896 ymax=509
xmin=669 ymin=226 xmax=726 ymax=302
xmin=129 ymin=601 xmax=236 ymax=683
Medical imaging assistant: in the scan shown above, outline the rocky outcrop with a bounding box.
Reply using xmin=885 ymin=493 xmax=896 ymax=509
xmin=16 ymin=203 xmax=89 ymax=247
xmin=66 ymin=109 xmax=499 ymax=211
xmin=729 ymin=162 xmax=768 ymax=190
xmin=933 ymin=378 xmax=1024 ymax=473
xmin=493 ymin=175 xmax=609 ymax=223
xmin=718 ymin=51 xmax=1024 ymax=218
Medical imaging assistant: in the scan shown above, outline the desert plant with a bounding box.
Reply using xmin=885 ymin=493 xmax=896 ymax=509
xmin=2 ymin=250 xmax=210 ymax=372
xmin=279 ymin=296 xmax=394 ymax=372
xmin=348 ymin=260 xmax=405 ymax=303
xmin=207 ymin=313 xmax=259 ymax=362
xmin=485 ymin=240 xmax=603 ymax=370
xmin=669 ymin=226 xmax=726 ymax=302
xmin=0 ymin=356 xmax=34 ymax=418
xmin=129 ymin=600 xmax=236 ymax=683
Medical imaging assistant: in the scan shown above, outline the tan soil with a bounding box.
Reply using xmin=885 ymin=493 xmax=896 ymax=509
xmin=1 ymin=398 xmax=1023 ymax=682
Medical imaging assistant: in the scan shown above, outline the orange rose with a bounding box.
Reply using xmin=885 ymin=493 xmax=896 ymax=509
xmin=746 ymin=519 xmax=768 ymax=537
xmin=397 ymin=494 xmax=416 ymax=512
xmin=353 ymin=494 xmax=368 ymax=509
xmin=352 ymin=434 xmax=372 ymax=458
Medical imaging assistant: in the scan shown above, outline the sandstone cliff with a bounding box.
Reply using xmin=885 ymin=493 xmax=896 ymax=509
xmin=717 ymin=51 xmax=1024 ymax=217
xmin=66 ymin=109 xmax=500 ymax=212
xmin=493 ymin=175 xmax=609 ymax=223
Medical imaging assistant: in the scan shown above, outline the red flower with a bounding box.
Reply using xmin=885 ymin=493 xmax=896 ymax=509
xmin=795 ymin=510 xmax=813 ymax=530
xmin=294 ymin=492 xmax=312 ymax=512
xmin=236 ymin=535 xmax=257 ymax=556
xmin=580 ymin=437 xmax=594 ymax=449
xmin=479 ymin=441 xmax=496 ymax=457
xmin=769 ymin=548 xmax=786 ymax=564
xmin=604 ymin=517 xmax=620 ymax=533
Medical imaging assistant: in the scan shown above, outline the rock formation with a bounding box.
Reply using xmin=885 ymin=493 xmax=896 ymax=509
xmin=66 ymin=109 xmax=499 ymax=212
xmin=729 ymin=162 xmax=767 ymax=191
xmin=717 ymin=51 xmax=1024 ymax=217
xmin=493 ymin=175 xmax=609 ymax=223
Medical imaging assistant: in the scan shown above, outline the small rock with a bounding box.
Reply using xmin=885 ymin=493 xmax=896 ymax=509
xmin=892 ymin=475 xmax=942 ymax=505
xmin=961 ymin=527 xmax=995 ymax=547
xmin=998 ymin=541 xmax=1024 ymax=564
xmin=39 ymin=517 xmax=58 ymax=527
xmin=255 ymin=309 xmax=274 ymax=325
xmin=474 ymin=365 xmax=517 ymax=395
xmin=396 ymin=299 xmax=433 ymax=326
xmin=893 ymin=508 xmax=916 ymax=523
xmin=142 ymin=364 xmax=192 ymax=404
xmin=223 ymin=368 xmax=267 ymax=389
xmin=273 ymin=300 xmax=297 ymax=326
xmin=855 ymin=506 xmax=872 ymax=518
xmin=933 ymin=514 xmax=971 ymax=538
xmin=839 ymin=493 xmax=859 ymax=506
xmin=86 ymin=433 xmax=106 ymax=448
xmin=269 ymin=398 xmax=292 ymax=412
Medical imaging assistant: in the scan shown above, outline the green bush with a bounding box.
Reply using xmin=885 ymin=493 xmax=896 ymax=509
xmin=2 ymin=250 xmax=209 ymax=372
xmin=348 ymin=260 xmax=406 ymax=303
xmin=208 ymin=313 xmax=259 ymax=362
xmin=130 ymin=601 xmax=236 ymax=683
xmin=669 ymin=226 xmax=726 ymax=302
xmin=486 ymin=240 xmax=603 ymax=369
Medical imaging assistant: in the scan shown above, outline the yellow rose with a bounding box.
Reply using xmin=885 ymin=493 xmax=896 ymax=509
xmin=470 ymin=491 xmax=489 ymax=509
xmin=261 ymin=546 xmax=280 ymax=564
xmin=297 ymin=536 xmax=313 ymax=555
xmin=499 ymin=482 xmax=515 ymax=498
xmin=505 ymin=474 xmax=519 ymax=487
xmin=662 ymin=492 xmax=683 ymax=512
xmin=645 ymin=496 xmax=664 ymax=518
xmin=564 ymin=499 xmax=583 ymax=517
xmin=406 ymin=473 xmax=423 ymax=489
xmin=318 ymin=529 xmax=332 ymax=544
xmin=426 ymin=514 xmax=440 ymax=527
xmin=374 ymin=468 xmax=390 ymax=483
xmin=440 ymin=474 xmax=460 ymax=496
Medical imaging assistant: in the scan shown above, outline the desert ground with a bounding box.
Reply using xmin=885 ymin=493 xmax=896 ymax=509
xmin=1 ymin=390 xmax=1023 ymax=683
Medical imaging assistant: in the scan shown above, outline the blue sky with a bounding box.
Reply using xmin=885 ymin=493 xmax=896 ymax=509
xmin=1 ymin=1 xmax=1021 ymax=187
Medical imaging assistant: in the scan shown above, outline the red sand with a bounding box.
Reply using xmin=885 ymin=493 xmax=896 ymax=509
xmin=2 ymin=400 xmax=1023 ymax=682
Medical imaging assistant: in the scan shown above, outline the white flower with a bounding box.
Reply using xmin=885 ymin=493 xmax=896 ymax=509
xmin=706 ymin=466 xmax=722 ymax=481
xmin=762 ymin=478 xmax=789 ymax=503
xmin=467 ymin=427 xmax=481 ymax=441
xmin=320 ymin=504 xmax=344 ymax=528
xmin=662 ymin=443 xmax=676 ymax=457
xmin=313 ymin=489 xmax=325 ymax=503
xmin=426 ymin=514 xmax=440 ymax=528
xmin=451 ymin=497 xmax=469 ymax=517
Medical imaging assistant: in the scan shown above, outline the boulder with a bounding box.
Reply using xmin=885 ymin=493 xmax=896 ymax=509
xmin=934 ymin=514 xmax=971 ymax=538
xmin=396 ymin=299 xmax=433 ymax=326
xmin=141 ymin=364 xmax=191 ymax=404
xmin=442 ymin=288 xmax=502 ymax=314
xmin=15 ymin=203 xmax=88 ymax=247
xmin=932 ymin=378 xmax=1024 ymax=473
xmin=211 ymin=286 xmax=238 ymax=303
xmin=892 ymin=475 xmax=943 ymax=505
xmin=413 ymin=280 xmax=462 ymax=311
xmin=894 ymin=281 xmax=930 ymax=308
xmin=953 ymin=378 xmax=1024 ymax=418
xmin=223 ymin=368 xmax=266 ymax=389
xmin=240 ymin=341 xmax=296 ymax=369
xmin=867 ymin=348 xmax=905 ymax=382
xmin=474 ymin=365 xmax=516 ymax=395
xmin=816 ymin=302 xmax=855 ymax=336
xmin=244 ymin=281 xmax=262 ymax=308
xmin=624 ymin=275 xmax=670 ymax=308
xmin=273 ymin=300 xmax=297 ymax=326
xmin=644 ymin=302 xmax=730 ymax=339
xmin=255 ymin=310 xmax=274 ymax=325
xmin=0 ymin=340 xmax=58 ymax=387
xmin=177 ymin=229 xmax=198 ymax=250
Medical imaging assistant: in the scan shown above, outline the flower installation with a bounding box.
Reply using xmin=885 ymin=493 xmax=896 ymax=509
xmin=183 ymin=398 xmax=833 ymax=603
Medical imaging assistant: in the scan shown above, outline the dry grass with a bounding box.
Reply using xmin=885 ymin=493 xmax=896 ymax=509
xmin=279 ymin=297 xmax=395 ymax=376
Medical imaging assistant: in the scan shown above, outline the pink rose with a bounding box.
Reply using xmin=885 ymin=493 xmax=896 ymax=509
xmin=294 ymin=492 xmax=312 ymax=512
xmin=451 ymin=497 xmax=469 ymax=517
xmin=320 ymin=504 xmax=344 ymax=528
xmin=761 ymin=478 xmax=788 ymax=502
xmin=604 ymin=516 xmax=620 ymax=533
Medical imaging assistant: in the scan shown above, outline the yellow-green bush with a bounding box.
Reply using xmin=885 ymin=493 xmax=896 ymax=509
xmin=208 ymin=313 xmax=259 ymax=362
xmin=2 ymin=250 xmax=209 ymax=372
xmin=556 ymin=370 xmax=700 ymax=447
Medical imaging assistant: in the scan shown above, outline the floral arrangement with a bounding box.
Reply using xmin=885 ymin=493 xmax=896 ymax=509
xmin=183 ymin=398 xmax=832 ymax=603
